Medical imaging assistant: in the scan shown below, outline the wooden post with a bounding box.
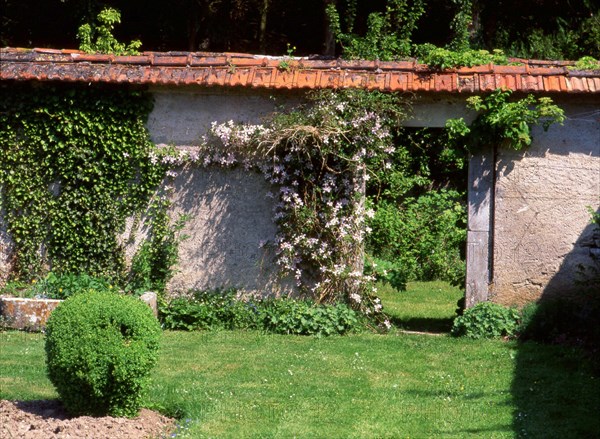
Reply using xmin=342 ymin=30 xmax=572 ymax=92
xmin=466 ymin=148 xmax=494 ymax=307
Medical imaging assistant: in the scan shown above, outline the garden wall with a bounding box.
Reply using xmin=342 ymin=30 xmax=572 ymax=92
xmin=0 ymin=86 xmax=597 ymax=305
xmin=490 ymin=98 xmax=600 ymax=306
xmin=139 ymin=88 xmax=299 ymax=295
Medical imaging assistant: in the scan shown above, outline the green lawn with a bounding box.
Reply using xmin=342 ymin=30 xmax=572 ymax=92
xmin=379 ymin=280 xmax=464 ymax=332
xmin=1 ymin=282 xmax=598 ymax=438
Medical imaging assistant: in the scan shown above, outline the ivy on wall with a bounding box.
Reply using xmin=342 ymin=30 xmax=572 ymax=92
xmin=0 ymin=83 xmax=164 ymax=282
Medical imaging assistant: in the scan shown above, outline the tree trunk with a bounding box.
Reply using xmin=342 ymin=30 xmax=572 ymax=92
xmin=186 ymin=0 xmax=200 ymax=51
xmin=470 ymin=0 xmax=483 ymax=47
xmin=259 ymin=0 xmax=270 ymax=54
xmin=323 ymin=0 xmax=336 ymax=56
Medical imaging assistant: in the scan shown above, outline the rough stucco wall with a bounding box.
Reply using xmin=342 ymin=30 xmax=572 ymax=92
xmin=492 ymin=102 xmax=600 ymax=306
xmin=165 ymin=167 xmax=290 ymax=294
xmin=145 ymin=87 xmax=295 ymax=295
xmin=0 ymin=214 xmax=12 ymax=285
xmin=148 ymin=87 xmax=301 ymax=145
xmin=144 ymin=91 xmax=473 ymax=295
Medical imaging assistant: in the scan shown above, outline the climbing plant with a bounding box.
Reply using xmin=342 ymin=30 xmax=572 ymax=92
xmin=0 ymin=83 xmax=164 ymax=282
xmin=445 ymin=88 xmax=565 ymax=151
xmin=127 ymin=194 xmax=190 ymax=295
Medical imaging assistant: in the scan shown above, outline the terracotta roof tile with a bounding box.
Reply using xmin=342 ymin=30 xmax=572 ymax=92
xmin=568 ymin=77 xmax=587 ymax=93
xmin=366 ymin=73 xmax=388 ymax=90
xmin=113 ymin=55 xmax=150 ymax=65
xmin=390 ymin=72 xmax=411 ymax=91
xmin=457 ymin=75 xmax=477 ymax=92
xmin=543 ymin=75 xmax=561 ymax=92
xmin=1 ymin=48 xmax=598 ymax=94
xmin=522 ymin=75 xmax=543 ymax=91
xmin=587 ymin=77 xmax=599 ymax=93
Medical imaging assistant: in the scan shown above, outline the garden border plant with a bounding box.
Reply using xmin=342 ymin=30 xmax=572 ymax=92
xmin=160 ymin=288 xmax=362 ymax=336
xmin=451 ymin=301 xmax=520 ymax=339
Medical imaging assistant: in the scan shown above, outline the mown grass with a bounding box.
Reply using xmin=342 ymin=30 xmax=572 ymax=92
xmin=379 ymin=280 xmax=464 ymax=332
xmin=1 ymin=282 xmax=598 ymax=438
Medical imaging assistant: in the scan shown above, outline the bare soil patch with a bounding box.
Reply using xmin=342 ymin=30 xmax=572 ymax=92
xmin=0 ymin=399 xmax=175 ymax=439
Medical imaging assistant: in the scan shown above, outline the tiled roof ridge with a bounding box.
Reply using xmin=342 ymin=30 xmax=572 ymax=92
xmin=1 ymin=47 xmax=598 ymax=93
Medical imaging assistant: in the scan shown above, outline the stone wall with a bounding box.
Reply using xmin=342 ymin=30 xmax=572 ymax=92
xmin=1 ymin=87 xmax=597 ymax=305
xmin=0 ymin=297 xmax=62 ymax=331
xmin=491 ymin=99 xmax=600 ymax=306
xmin=145 ymin=87 xmax=297 ymax=295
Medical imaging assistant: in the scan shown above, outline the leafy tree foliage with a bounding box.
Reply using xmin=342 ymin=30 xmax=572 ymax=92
xmin=1 ymin=0 xmax=597 ymax=59
xmin=77 ymin=7 xmax=141 ymax=54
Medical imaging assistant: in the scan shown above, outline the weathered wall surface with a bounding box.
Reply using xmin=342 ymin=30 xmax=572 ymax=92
xmin=491 ymin=100 xmax=600 ymax=306
xmin=144 ymin=91 xmax=473 ymax=294
xmin=0 ymin=214 xmax=12 ymax=285
xmin=163 ymin=167 xmax=290 ymax=294
xmin=145 ymin=87 xmax=294 ymax=295
xmin=147 ymin=87 xmax=300 ymax=145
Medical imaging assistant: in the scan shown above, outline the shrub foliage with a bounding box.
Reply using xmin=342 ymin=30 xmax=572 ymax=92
xmin=451 ymin=301 xmax=519 ymax=339
xmin=45 ymin=291 xmax=161 ymax=417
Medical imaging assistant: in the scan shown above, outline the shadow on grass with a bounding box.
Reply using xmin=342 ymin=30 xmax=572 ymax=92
xmin=512 ymin=207 xmax=600 ymax=438
xmin=511 ymin=342 xmax=600 ymax=438
xmin=389 ymin=316 xmax=454 ymax=333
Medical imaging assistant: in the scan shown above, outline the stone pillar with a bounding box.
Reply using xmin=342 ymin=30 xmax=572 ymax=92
xmin=466 ymin=148 xmax=494 ymax=307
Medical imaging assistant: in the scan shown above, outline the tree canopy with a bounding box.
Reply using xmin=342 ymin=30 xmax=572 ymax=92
xmin=1 ymin=0 xmax=598 ymax=60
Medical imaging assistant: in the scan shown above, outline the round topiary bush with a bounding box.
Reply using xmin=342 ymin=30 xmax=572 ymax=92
xmin=45 ymin=290 xmax=161 ymax=417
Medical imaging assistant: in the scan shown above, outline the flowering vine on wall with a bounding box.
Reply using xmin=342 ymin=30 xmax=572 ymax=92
xmin=153 ymin=90 xmax=411 ymax=328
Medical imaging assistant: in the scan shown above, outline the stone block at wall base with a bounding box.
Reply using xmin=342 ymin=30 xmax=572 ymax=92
xmin=0 ymin=297 xmax=62 ymax=331
xmin=139 ymin=292 xmax=158 ymax=317
xmin=0 ymin=293 xmax=159 ymax=331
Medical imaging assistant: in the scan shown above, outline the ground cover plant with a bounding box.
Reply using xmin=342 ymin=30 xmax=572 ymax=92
xmin=451 ymin=301 xmax=520 ymax=339
xmin=160 ymin=289 xmax=361 ymax=336
xmin=2 ymin=282 xmax=599 ymax=438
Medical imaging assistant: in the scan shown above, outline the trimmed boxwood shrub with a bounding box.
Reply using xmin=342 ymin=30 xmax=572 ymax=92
xmin=45 ymin=290 xmax=161 ymax=417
